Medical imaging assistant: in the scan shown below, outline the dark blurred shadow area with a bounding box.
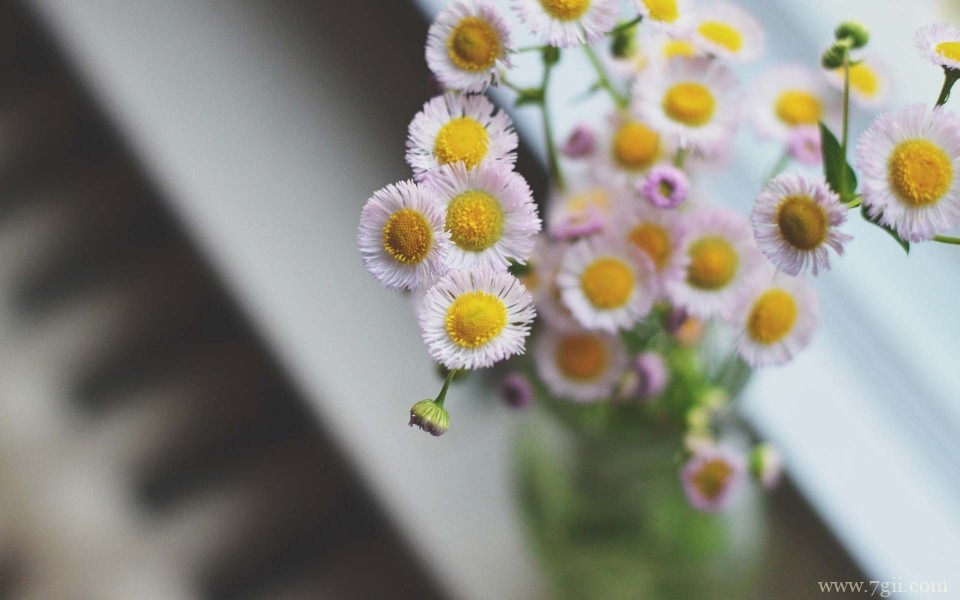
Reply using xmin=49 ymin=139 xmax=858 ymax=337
xmin=0 ymin=2 xmax=441 ymax=598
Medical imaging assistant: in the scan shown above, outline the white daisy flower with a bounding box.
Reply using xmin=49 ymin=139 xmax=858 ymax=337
xmin=749 ymin=65 xmax=839 ymax=142
xmin=557 ymin=237 xmax=659 ymax=332
xmin=826 ymin=56 xmax=891 ymax=109
xmin=512 ymin=0 xmax=620 ymax=48
xmin=426 ymin=1 xmax=513 ymax=93
xmin=406 ymin=93 xmax=518 ymax=180
xmin=856 ymin=103 xmax=960 ymax=242
xmin=914 ymin=23 xmax=960 ymax=72
xmin=546 ymin=184 xmax=616 ymax=240
xmin=633 ymin=0 xmax=698 ymax=34
xmin=607 ymin=25 xmax=702 ymax=77
xmin=591 ymin=113 xmax=672 ymax=191
xmin=612 ymin=203 xmax=689 ymax=293
xmin=667 ymin=207 xmax=762 ymax=319
xmin=752 ymin=173 xmax=852 ymax=276
xmin=424 ymin=162 xmax=541 ymax=271
xmin=534 ymin=326 xmax=629 ymax=403
xmin=734 ymin=268 xmax=819 ymax=367
xmin=419 ymin=267 xmax=536 ymax=370
xmin=691 ymin=2 xmax=764 ymax=62
xmin=358 ymin=180 xmax=451 ymax=291
xmin=632 ymin=57 xmax=740 ymax=157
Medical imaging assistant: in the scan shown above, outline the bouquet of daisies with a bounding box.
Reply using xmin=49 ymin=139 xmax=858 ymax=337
xmin=359 ymin=0 xmax=960 ymax=512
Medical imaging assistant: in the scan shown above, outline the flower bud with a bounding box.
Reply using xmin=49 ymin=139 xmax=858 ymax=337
xmin=611 ymin=26 xmax=639 ymax=58
xmin=500 ymin=373 xmax=535 ymax=410
xmin=636 ymin=351 xmax=670 ymax=399
xmin=542 ymin=46 xmax=561 ymax=66
xmin=749 ymin=443 xmax=784 ymax=490
xmin=835 ymin=21 xmax=869 ymax=49
xmin=821 ymin=43 xmax=847 ymax=69
xmin=409 ymin=399 xmax=450 ymax=437
xmin=561 ymin=124 xmax=597 ymax=158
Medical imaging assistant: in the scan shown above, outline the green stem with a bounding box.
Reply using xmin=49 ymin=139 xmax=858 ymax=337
xmin=933 ymin=235 xmax=960 ymax=245
xmin=512 ymin=44 xmax=547 ymax=54
xmin=673 ymin=147 xmax=687 ymax=169
xmin=608 ymin=15 xmax=643 ymax=37
xmin=840 ymin=53 xmax=851 ymax=197
xmin=434 ymin=369 xmax=458 ymax=407
xmin=500 ymin=77 xmax=525 ymax=95
xmin=767 ymin=150 xmax=791 ymax=181
xmin=583 ymin=44 xmax=628 ymax=109
xmin=936 ymin=67 xmax=960 ymax=107
xmin=846 ymin=195 xmax=862 ymax=209
xmin=541 ymin=58 xmax=565 ymax=189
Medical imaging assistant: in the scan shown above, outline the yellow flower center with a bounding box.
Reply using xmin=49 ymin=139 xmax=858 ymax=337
xmin=888 ymin=139 xmax=954 ymax=207
xmin=539 ymin=0 xmax=592 ymax=21
xmin=663 ymin=82 xmax=716 ymax=127
xmin=777 ymin=195 xmax=828 ymax=250
xmin=434 ymin=117 xmax=490 ymax=168
xmin=557 ymin=333 xmax=609 ymax=381
xmin=445 ymin=291 xmax=508 ymax=349
xmin=447 ymin=17 xmax=501 ymax=72
xmin=382 ymin=208 xmax=433 ymax=264
xmin=698 ymin=21 xmax=743 ymax=53
xmin=664 ymin=40 xmax=697 ymax=60
xmin=612 ymin=121 xmax=661 ymax=171
xmin=692 ymin=458 xmax=734 ymax=500
xmin=580 ymin=257 xmax=636 ymax=310
xmin=845 ymin=63 xmax=880 ymax=98
xmin=687 ymin=236 xmax=738 ymax=291
xmin=936 ymin=41 xmax=960 ymax=62
xmin=446 ymin=190 xmax=505 ymax=252
xmin=642 ymin=0 xmax=680 ymax=23
xmin=747 ymin=289 xmax=799 ymax=345
xmin=628 ymin=223 xmax=672 ymax=270
xmin=775 ymin=90 xmax=823 ymax=126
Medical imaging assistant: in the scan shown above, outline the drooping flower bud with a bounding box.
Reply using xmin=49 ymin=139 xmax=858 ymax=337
xmin=821 ymin=43 xmax=847 ymax=69
xmin=561 ymin=124 xmax=597 ymax=158
xmin=835 ymin=21 xmax=870 ymax=50
xmin=500 ymin=372 xmax=535 ymax=410
xmin=611 ymin=25 xmax=639 ymax=59
xmin=409 ymin=399 xmax=450 ymax=437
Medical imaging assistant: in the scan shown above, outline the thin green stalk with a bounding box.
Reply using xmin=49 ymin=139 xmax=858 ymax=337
xmin=608 ymin=15 xmax=643 ymax=37
xmin=846 ymin=195 xmax=863 ymax=209
xmin=512 ymin=44 xmax=547 ymax=54
xmin=933 ymin=235 xmax=960 ymax=245
xmin=434 ymin=369 xmax=458 ymax=408
xmin=673 ymin=147 xmax=687 ymax=169
xmin=936 ymin=67 xmax=960 ymax=107
xmin=840 ymin=54 xmax=851 ymax=197
xmin=583 ymin=44 xmax=628 ymax=109
xmin=767 ymin=150 xmax=790 ymax=181
xmin=541 ymin=59 xmax=565 ymax=189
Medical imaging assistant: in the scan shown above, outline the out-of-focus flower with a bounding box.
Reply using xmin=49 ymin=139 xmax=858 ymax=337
xmin=915 ymin=23 xmax=960 ymax=71
xmin=419 ymin=267 xmax=535 ymax=370
xmin=425 ymin=162 xmax=540 ymax=271
xmin=561 ymin=124 xmax=597 ymax=158
xmin=750 ymin=443 xmax=784 ymax=490
xmin=638 ymin=164 xmax=691 ymax=208
xmin=835 ymin=21 xmax=870 ymax=49
xmin=614 ymin=204 xmax=688 ymax=293
xmin=788 ymin=125 xmax=823 ymax=166
xmin=749 ymin=66 xmax=838 ymax=142
xmin=635 ymin=351 xmax=670 ymax=398
xmin=500 ymin=372 xmax=536 ymax=409
xmin=593 ymin=115 xmax=669 ymax=191
xmin=751 ymin=172 xmax=852 ymax=276
xmin=633 ymin=57 xmax=740 ymax=158
xmin=409 ymin=399 xmax=451 ymax=436
xmin=666 ymin=207 xmax=762 ymax=319
xmin=551 ymin=204 xmax=606 ymax=240
xmin=557 ymin=237 xmax=659 ymax=332
xmin=856 ymin=103 xmax=960 ymax=242
xmin=681 ymin=447 xmax=745 ymax=512
xmin=827 ymin=57 xmax=891 ymax=108
xmin=547 ymin=185 xmax=614 ymax=240
xmin=407 ymin=93 xmax=517 ymax=180
xmin=691 ymin=2 xmax=765 ymax=63
xmin=358 ymin=180 xmax=451 ymax=291
xmin=534 ymin=327 xmax=629 ymax=402
xmin=426 ymin=0 xmax=513 ymax=94
xmin=733 ymin=268 xmax=820 ymax=367
xmin=511 ymin=0 xmax=620 ymax=48
xmin=633 ymin=0 xmax=697 ymax=34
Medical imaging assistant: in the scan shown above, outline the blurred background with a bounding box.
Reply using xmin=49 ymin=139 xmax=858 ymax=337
xmin=0 ymin=0 xmax=957 ymax=598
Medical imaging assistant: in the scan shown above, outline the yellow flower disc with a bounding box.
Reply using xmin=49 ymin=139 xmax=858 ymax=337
xmin=747 ymin=289 xmax=799 ymax=345
xmin=557 ymin=333 xmax=609 ymax=381
xmin=775 ymin=90 xmax=823 ymax=126
xmin=846 ymin=63 xmax=880 ymax=99
xmin=687 ymin=236 xmax=738 ymax=290
xmin=777 ymin=195 xmax=828 ymax=250
xmin=698 ymin=21 xmax=743 ymax=53
xmin=434 ymin=117 xmax=490 ymax=168
xmin=936 ymin=41 xmax=960 ymax=62
xmin=382 ymin=208 xmax=433 ymax=264
xmin=693 ymin=458 xmax=734 ymax=500
xmin=663 ymin=82 xmax=716 ymax=127
xmin=642 ymin=0 xmax=680 ymax=23
xmin=540 ymin=0 xmax=592 ymax=21
xmin=446 ymin=190 xmax=505 ymax=252
xmin=628 ymin=223 xmax=672 ymax=270
xmin=888 ymin=139 xmax=954 ymax=207
xmin=580 ymin=257 xmax=636 ymax=309
xmin=613 ymin=121 xmax=661 ymax=171
xmin=447 ymin=17 xmax=501 ymax=72
xmin=445 ymin=291 xmax=508 ymax=348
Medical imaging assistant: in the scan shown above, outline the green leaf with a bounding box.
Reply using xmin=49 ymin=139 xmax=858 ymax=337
xmin=514 ymin=88 xmax=544 ymax=107
xmin=818 ymin=122 xmax=857 ymax=200
xmin=861 ymin=203 xmax=910 ymax=254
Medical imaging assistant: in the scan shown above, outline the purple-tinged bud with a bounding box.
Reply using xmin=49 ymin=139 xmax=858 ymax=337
xmin=637 ymin=165 xmax=690 ymax=209
xmin=409 ymin=399 xmax=450 ymax=437
xmin=635 ymin=351 xmax=670 ymax=398
xmin=500 ymin=372 xmax=535 ymax=409
xmin=561 ymin=124 xmax=597 ymax=159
